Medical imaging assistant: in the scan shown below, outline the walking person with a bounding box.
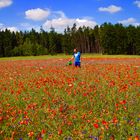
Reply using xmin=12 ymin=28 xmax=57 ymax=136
xmin=69 ymin=48 xmax=81 ymax=67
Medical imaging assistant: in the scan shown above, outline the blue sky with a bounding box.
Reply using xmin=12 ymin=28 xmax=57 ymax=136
xmin=0 ymin=0 xmax=140 ymax=32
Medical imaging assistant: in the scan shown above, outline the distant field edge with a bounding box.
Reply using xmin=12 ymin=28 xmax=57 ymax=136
xmin=0 ymin=54 xmax=140 ymax=60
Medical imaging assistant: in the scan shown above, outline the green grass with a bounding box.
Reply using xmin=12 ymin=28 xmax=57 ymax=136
xmin=0 ymin=54 xmax=69 ymax=60
xmin=82 ymin=54 xmax=140 ymax=58
xmin=0 ymin=54 xmax=140 ymax=61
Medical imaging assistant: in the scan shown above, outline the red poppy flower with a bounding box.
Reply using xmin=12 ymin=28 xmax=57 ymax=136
xmin=93 ymin=123 xmax=99 ymax=128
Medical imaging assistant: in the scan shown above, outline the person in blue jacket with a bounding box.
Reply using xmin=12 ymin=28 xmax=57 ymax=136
xmin=69 ymin=48 xmax=81 ymax=67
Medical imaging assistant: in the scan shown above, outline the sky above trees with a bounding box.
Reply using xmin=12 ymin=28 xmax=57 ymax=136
xmin=0 ymin=0 xmax=140 ymax=32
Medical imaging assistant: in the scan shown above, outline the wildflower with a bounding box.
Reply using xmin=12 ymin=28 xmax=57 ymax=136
xmin=83 ymin=93 xmax=88 ymax=97
xmin=110 ymin=135 xmax=115 ymax=140
xmin=102 ymin=120 xmax=108 ymax=125
xmin=88 ymin=135 xmax=95 ymax=139
xmin=81 ymin=130 xmax=87 ymax=134
xmin=128 ymin=137 xmax=132 ymax=140
xmin=120 ymin=100 xmax=126 ymax=105
xmin=67 ymin=121 xmax=73 ymax=126
xmin=87 ymin=120 xmax=91 ymax=123
xmin=59 ymin=106 xmax=63 ymax=112
xmin=68 ymin=84 xmax=73 ymax=87
xmin=41 ymin=129 xmax=46 ymax=137
xmin=28 ymin=131 xmax=34 ymax=137
xmin=19 ymin=120 xmax=24 ymax=125
xmin=112 ymin=117 xmax=118 ymax=124
xmin=64 ymin=136 xmax=73 ymax=140
xmin=0 ymin=116 xmax=3 ymax=122
xmin=58 ymin=129 xmax=62 ymax=135
xmin=93 ymin=123 xmax=99 ymax=129
xmin=109 ymin=80 xmax=115 ymax=87
xmin=136 ymin=82 xmax=140 ymax=87
xmin=134 ymin=136 xmax=139 ymax=140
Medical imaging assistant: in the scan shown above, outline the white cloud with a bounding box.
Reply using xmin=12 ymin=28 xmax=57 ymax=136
xmin=0 ymin=23 xmax=19 ymax=32
xmin=7 ymin=27 xmax=19 ymax=32
xmin=24 ymin=8 xmax=97 ymax=32
xmin=25 ymin=8 xmax=50 ymax=21
xmin=52 ymin=11 xmax=66 ymax=19
xmin=98 ymin=5 xmax=122 ymax=13
xmin=43 ymin=11 xmax=97 ymax=32
xmin=76 ymin=18 xmax=97 ymax=27
xmin=134 ymin=1 xmax=140 ymax=8
xmin=118 ymin=18 xmax=136 ymax=24
xmin=0 ymin=0 xmax=12 ymax=8
xmin=118 ymin=18 xmax=140 ymax=26
xmin=133 ymin=22 xmax=140 ymax=26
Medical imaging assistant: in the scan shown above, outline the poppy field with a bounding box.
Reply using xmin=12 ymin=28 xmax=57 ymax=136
xmin=0 ymin=57 xmax=140 ymax=140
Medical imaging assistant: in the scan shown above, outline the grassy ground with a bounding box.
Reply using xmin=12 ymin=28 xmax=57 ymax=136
xmin=0 ymin=54 xmax=140 ymax=61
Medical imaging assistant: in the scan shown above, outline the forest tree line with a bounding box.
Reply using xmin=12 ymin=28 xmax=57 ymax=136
xmin=0 ymin=22 xmax=140 ymax=57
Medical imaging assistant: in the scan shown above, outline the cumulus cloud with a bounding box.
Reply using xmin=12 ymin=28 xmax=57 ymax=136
xmin=7 ymin=26 xmax=19 ymax=32
xmin=118 ymin=18 xmax=140 ymax=26
xmin=98 ymin=5 xmax=122 ymax=13
xmin=25 ymin=8 xmax=50 ymax=21
xmin=24 ymin=8 xmax=97 ymax=32
xmin=118 ymin=18 xmax=136 ymax=24
xmin=0 ymin=0 xmax=12 ymax=8
xmin=133 ymin=22 xmax=140 ymax=26
xmin=1 ymin=26 xmax=18 ymax=32
xmin=0 ymin=23 xmax=19 ymax=32
xmin=43 ymin=11 xmax=97 ymax=32
xmin=76 ymin=18 xmax=97 ymax=27
xmin=134 ymin=1 xmax=140 ymax=8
